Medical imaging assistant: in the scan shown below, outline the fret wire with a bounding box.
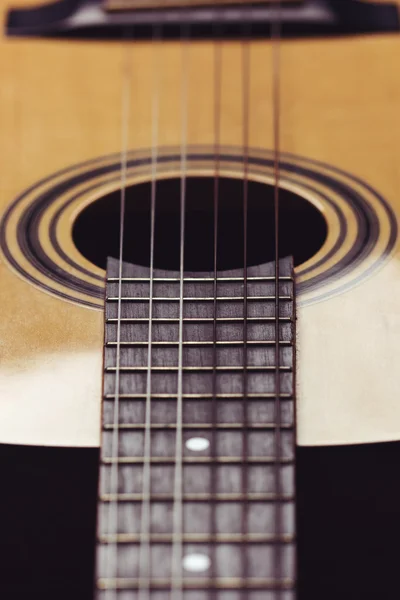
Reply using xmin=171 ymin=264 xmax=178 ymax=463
xmin=105 ymin=340 xmax=293 ymax=346
xmin=106 ymin=316 xmax=292 ymax=322
xmin=106 ymin=276 xmax=293 ymax=282
xmin=100 ymin=493 xmax=295 ymax=502
xmin=97 ymin=577 xmax=296 ymax=591
xmin=105 ymin=365 xmax=292 ymax=372
xmin=104 ymin=392 xmax=293 ymax=399
xmin=106 ymin=295 xmax=291 ymax=301
xmin=103 ymin=423 xmax=293 ymax=430
xmin=98 ymin=533 xmax=295 ymax=544
xmin=101 ymin=457 xmax=293 ymax=464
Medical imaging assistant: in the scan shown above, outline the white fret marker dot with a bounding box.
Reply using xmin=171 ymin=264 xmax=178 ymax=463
xmin=182 ymin=553 xmax=211 ymax=572
xmin=185 ymin=437 xmax=210 ymax=452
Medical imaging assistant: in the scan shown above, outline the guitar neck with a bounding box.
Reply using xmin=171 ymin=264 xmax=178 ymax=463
xmin=95 ymin=256 xmax=296 ymax=597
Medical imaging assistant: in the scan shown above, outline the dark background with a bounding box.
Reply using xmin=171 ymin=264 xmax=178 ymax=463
xmin=0 ymin=441 xmax=399 ymax=599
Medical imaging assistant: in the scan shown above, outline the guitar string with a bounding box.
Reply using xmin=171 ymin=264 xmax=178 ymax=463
xmin=104 ymin=9 xmax=284 ymax=598
xmin=240 ymin=33 xmax=251 ymax=597
xmin=170 ymin=30 xmax=190 ymax=600
xmin=137 ymin=23 xmax=161 ymax=600
xmin=210 ymin=33 xmax=222 ymax=599
xmin=105 ymin=37 xmax=132 ymax=600
xmin=272 ymin=1 xmax=283 ymax=592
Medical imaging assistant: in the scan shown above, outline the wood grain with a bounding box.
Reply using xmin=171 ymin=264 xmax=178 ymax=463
xmin=95 ymin=257 xmax=296 ymax=595
xmin=0 ymin=2 xmax=400 ymax=446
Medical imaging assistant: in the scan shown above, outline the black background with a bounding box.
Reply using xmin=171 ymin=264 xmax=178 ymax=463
xmin=0 ymin=441 xmax=399 ymax=599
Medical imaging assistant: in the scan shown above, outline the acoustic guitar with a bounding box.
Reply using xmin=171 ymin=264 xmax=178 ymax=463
xmin=1 ymin=1 xmax=400 ymax=598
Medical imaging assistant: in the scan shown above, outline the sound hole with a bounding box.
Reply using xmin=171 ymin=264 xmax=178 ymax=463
xmin=73 ymin=176 xmax=326 ymax=271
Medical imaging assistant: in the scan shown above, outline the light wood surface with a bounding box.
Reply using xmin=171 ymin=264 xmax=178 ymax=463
xmin=1 ymin=1 xmax=400 ymax=447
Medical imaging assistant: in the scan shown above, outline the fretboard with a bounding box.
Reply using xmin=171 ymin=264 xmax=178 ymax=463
xmin=95 ymin=256 xmax=296 ymax=598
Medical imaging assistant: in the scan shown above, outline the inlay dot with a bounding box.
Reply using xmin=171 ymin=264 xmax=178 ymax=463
xmin=185 ymin=437 xmax=210 ymax=452
xmin=182 ymin=553 xmax=211 ymax=572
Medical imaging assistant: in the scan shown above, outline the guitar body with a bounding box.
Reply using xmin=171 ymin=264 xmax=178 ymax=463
xmin=1 ymin=0 xmax=400 ymax=448
xmin=2 ymin=2 xmax=400 ymax=600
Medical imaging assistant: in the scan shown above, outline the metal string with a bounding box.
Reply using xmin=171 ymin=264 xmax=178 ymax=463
xmin=210 ymin=36 xmax=222 ymax=598
xmin=101 ymin=9 xmax=285 ymax=599
xmin=240 ymin=36 xmax=251 ymax=596
xmin=170 ymin=33 xmax=190 ymax=600
xmin=105 ymin=38 xmax=132 ymax=600
xmin=272 ymin=1 xmax=283 ymax=593
xmin=138 ymin=25 xmax=161 ymax=600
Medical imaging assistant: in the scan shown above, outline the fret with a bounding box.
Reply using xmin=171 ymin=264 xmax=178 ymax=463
xmin=98 ymin=533 xmax=295 ymax=544
xmin=106 ymin=340 xmax=292 ymax=347
xmin=97 ymin=577 xmax=296 ymax=590
xmin=101 ymin=457 xmax=294 ymax=465
xmin=99 ymin=493 xmax=294 ymax=502
xmin=106 ymin=316 xmax=292 ymax=323
xmin=105 ymin=365 xmax=292 ymax=372
xmin=96 ymin=591 xmax=296 ymax=600
xmin=104 ymin=392 xmax=293 ymax=399
xmin=103 ymin=423 xmax=293 ymax=430
xmin=107 ymin=276 xmax=293 ymax=283
xmin=107 ymin=295 xmax=292 ymax=302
